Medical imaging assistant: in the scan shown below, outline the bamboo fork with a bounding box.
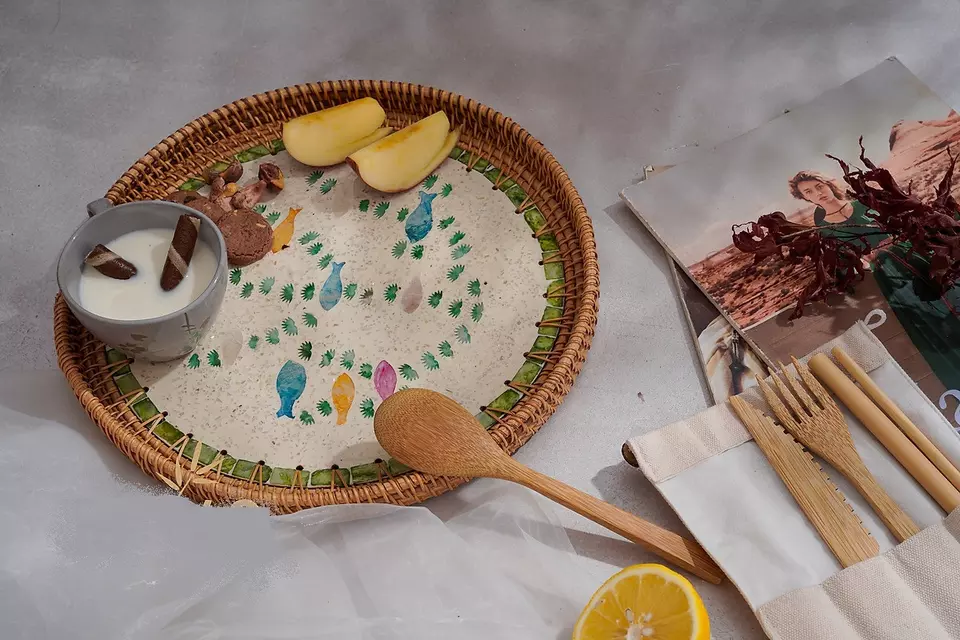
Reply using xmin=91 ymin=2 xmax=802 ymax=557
xmin=756 ymin=358 xmax=920 ymax=542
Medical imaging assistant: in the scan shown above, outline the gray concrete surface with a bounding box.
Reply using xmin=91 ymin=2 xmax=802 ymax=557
xmin=3 ymin=0 xmax=960 ymax=636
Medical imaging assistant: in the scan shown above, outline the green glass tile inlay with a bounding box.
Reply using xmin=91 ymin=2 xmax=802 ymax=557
xmin=531 ymin=334 xmax=557 ymax=353
xmin=267 ymin=467 xmax=300 ymax=487
xmin=487 ymin=389 xmax=521 ymax=412
xmin=130 ymin=398 xmax=159 ymax=422
xmin=152 ymin=421 xmax=184 ymax=446
xmin=179 ymin=178 xmax=206 ymax=191
xmin=231 ymin=459 xmax=272 ymax=482
xmin=546 ymin=280 xmax=565 ymax=308
xmin=206 ymin=161 xmax=229 ymax=175
xmin=483 ymin=166 xmax=502 ymax=184
xmin=512 ymin=360 xmax=543 ymax=385
xmin=310 ymin=467 xmax=350 ymax=488
xmin=504 ymin=184 xmax=527 ymax=207
xmin=114 ymin=373 xmax=142 ymax=396
xmin=349 ymin=462 xmax=380 ymax=484
xmin=523 ymin=207 xmax=547 ymax=232
xmin=386 ymin=458 xmax=411 ymax=475
xmin=538 ymin=233 xmax=560 ymax=252
xmin=542 ymin=254 xmax=564 ymax=281
xmin=246 ymin=144 xmax=272 ymax=159
xmin=539 ymin=307 xmax=563 ymax=337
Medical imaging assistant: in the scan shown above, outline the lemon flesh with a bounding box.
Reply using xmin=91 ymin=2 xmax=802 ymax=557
xmin=572 ymin=564 xmax=710 ymax=640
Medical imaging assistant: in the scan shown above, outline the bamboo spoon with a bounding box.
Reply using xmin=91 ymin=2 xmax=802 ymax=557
xmin=832 ymin=347 xmax=960 ymax=493
xmin=374 ymin=388 xmax=724 ymax=584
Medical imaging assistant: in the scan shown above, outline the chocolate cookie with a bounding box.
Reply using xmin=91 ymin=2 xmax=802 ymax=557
xmin=218 ymin=208 xmax=273 ymax=266
xmin=184 ymin=196 xmax=231 ymax=225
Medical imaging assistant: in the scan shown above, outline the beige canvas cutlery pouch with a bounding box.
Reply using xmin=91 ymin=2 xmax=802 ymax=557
xmin=625 ymin=322 xmax=960 ymax=639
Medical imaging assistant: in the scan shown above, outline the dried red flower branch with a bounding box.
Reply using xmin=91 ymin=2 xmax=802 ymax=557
xmin=733 ymin=140 xmax=960 ymax=319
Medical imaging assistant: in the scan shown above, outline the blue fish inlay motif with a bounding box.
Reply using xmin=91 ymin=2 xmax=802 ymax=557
xmin=405 ymin=190 xmax=437 ymax=243
xmin=319 ymin=261 xmax=345 ymax=311
xmin=275 ymin=360 xmax=307 ymax=418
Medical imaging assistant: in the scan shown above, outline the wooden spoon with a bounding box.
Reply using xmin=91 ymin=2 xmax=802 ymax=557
xmin=374 ymin=388 xmax=724 ymax=584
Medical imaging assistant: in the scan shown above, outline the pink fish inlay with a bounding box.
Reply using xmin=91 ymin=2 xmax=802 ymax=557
xmin=374 ymin=360 xmax=397 ymax=400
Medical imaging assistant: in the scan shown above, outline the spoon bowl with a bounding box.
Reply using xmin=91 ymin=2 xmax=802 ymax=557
xmin=375 ymin=388 xmax=516 ymax=478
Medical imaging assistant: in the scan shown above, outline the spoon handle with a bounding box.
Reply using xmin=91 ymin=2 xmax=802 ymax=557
xmin=507 ymin=463 xmax=724 ymax=584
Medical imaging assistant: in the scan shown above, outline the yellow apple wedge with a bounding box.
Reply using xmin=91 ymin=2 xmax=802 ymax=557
xmin=282 ymin=97 xmax=393 ymax=167
xmin=347 ymin=111 xmax=461 ymax=193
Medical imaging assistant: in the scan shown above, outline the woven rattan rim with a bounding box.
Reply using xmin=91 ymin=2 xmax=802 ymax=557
xmin=54 ymin=80 xmax=599 ymax=512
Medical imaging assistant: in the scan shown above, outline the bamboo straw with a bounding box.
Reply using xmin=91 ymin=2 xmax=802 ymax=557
xmin=833 ymin=347 xmax=960 ymax=494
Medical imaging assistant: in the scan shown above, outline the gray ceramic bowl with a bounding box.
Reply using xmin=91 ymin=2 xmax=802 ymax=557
xmin=57 ymin=198 xmax=227 ymax=362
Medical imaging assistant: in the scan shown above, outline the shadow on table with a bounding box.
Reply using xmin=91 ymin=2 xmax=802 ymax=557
xmin=428 ymin=480 xmax=635 ymax=559
xmin=430 ymin=472 xmax=677 ymax=568
xmin=603 ymin=199 xmax=677 ymax=282
xmin=593 ymin=462 xmax=766 ymax=636
xmin=590 ymin=461 xmax=693 ymax=562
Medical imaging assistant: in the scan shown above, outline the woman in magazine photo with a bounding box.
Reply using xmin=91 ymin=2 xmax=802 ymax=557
xmin=789 ymin=170 xmax=882 ymax=250
xmin=788 ymin=169 xmax=960 ymax=407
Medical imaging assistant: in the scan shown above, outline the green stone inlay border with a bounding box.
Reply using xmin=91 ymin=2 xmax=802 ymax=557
xmin=546 ymin=281 xmax=565 ymax=308
xmin=538 ymin=307 xmax=563 ymax=338
xmin=542 ymin=252 xmax=564 ymax=281
xmin=267 ymin=467 xmax=301 ymax=487
xmin=538 ymin=234 xmax=560 ymax=252
xmin=109 ymin=142 xmax=566 ymax=486
xmin=512 ymin=360 xmax=543 ymax=385
xmin=153 ymin=421 xmax=184 ymax=446
xmin=524 ymin=208 xmax=548 ymax=232
xmin=487 ymin=389 xmax=522 ymax=412
xmin=310 ymin=467 xmax=348 ymax=488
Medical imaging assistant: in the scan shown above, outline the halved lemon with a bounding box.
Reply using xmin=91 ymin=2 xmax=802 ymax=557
xmin=572 ymin=564 xmax=710 ymax=640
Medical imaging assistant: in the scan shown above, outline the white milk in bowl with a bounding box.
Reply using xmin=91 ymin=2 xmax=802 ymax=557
xmin=79 ymin=228 xmax=217 ymax=320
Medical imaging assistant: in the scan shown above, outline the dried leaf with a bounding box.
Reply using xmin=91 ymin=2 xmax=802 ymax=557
xmin=159 ymin=474 xmax=181 ymax=492
xmin=191 ymin=440 xmax=203 ymax=471
xmin=733 ymin=142 xmax=960 ymax=318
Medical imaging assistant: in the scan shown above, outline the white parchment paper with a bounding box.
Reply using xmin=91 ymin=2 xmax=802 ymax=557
xmin=0 ymin=371 xmax=603 ymax=640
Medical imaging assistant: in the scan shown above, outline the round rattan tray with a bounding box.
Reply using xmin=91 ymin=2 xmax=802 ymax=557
xmin=54 ymin=80 xmax=598 ymax=512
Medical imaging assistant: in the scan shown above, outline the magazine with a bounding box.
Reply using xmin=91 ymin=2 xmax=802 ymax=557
xmin=621 ymin=58 xmax=960 ymax=429
xmin=670 ymin=261 xmax=768 ymax=404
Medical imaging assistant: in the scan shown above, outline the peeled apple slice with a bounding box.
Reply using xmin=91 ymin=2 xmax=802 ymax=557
xmin=282 ymin=97 xmax=392 ymax=167
xmin=347 ymin=111 xmax=461 ymax=193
